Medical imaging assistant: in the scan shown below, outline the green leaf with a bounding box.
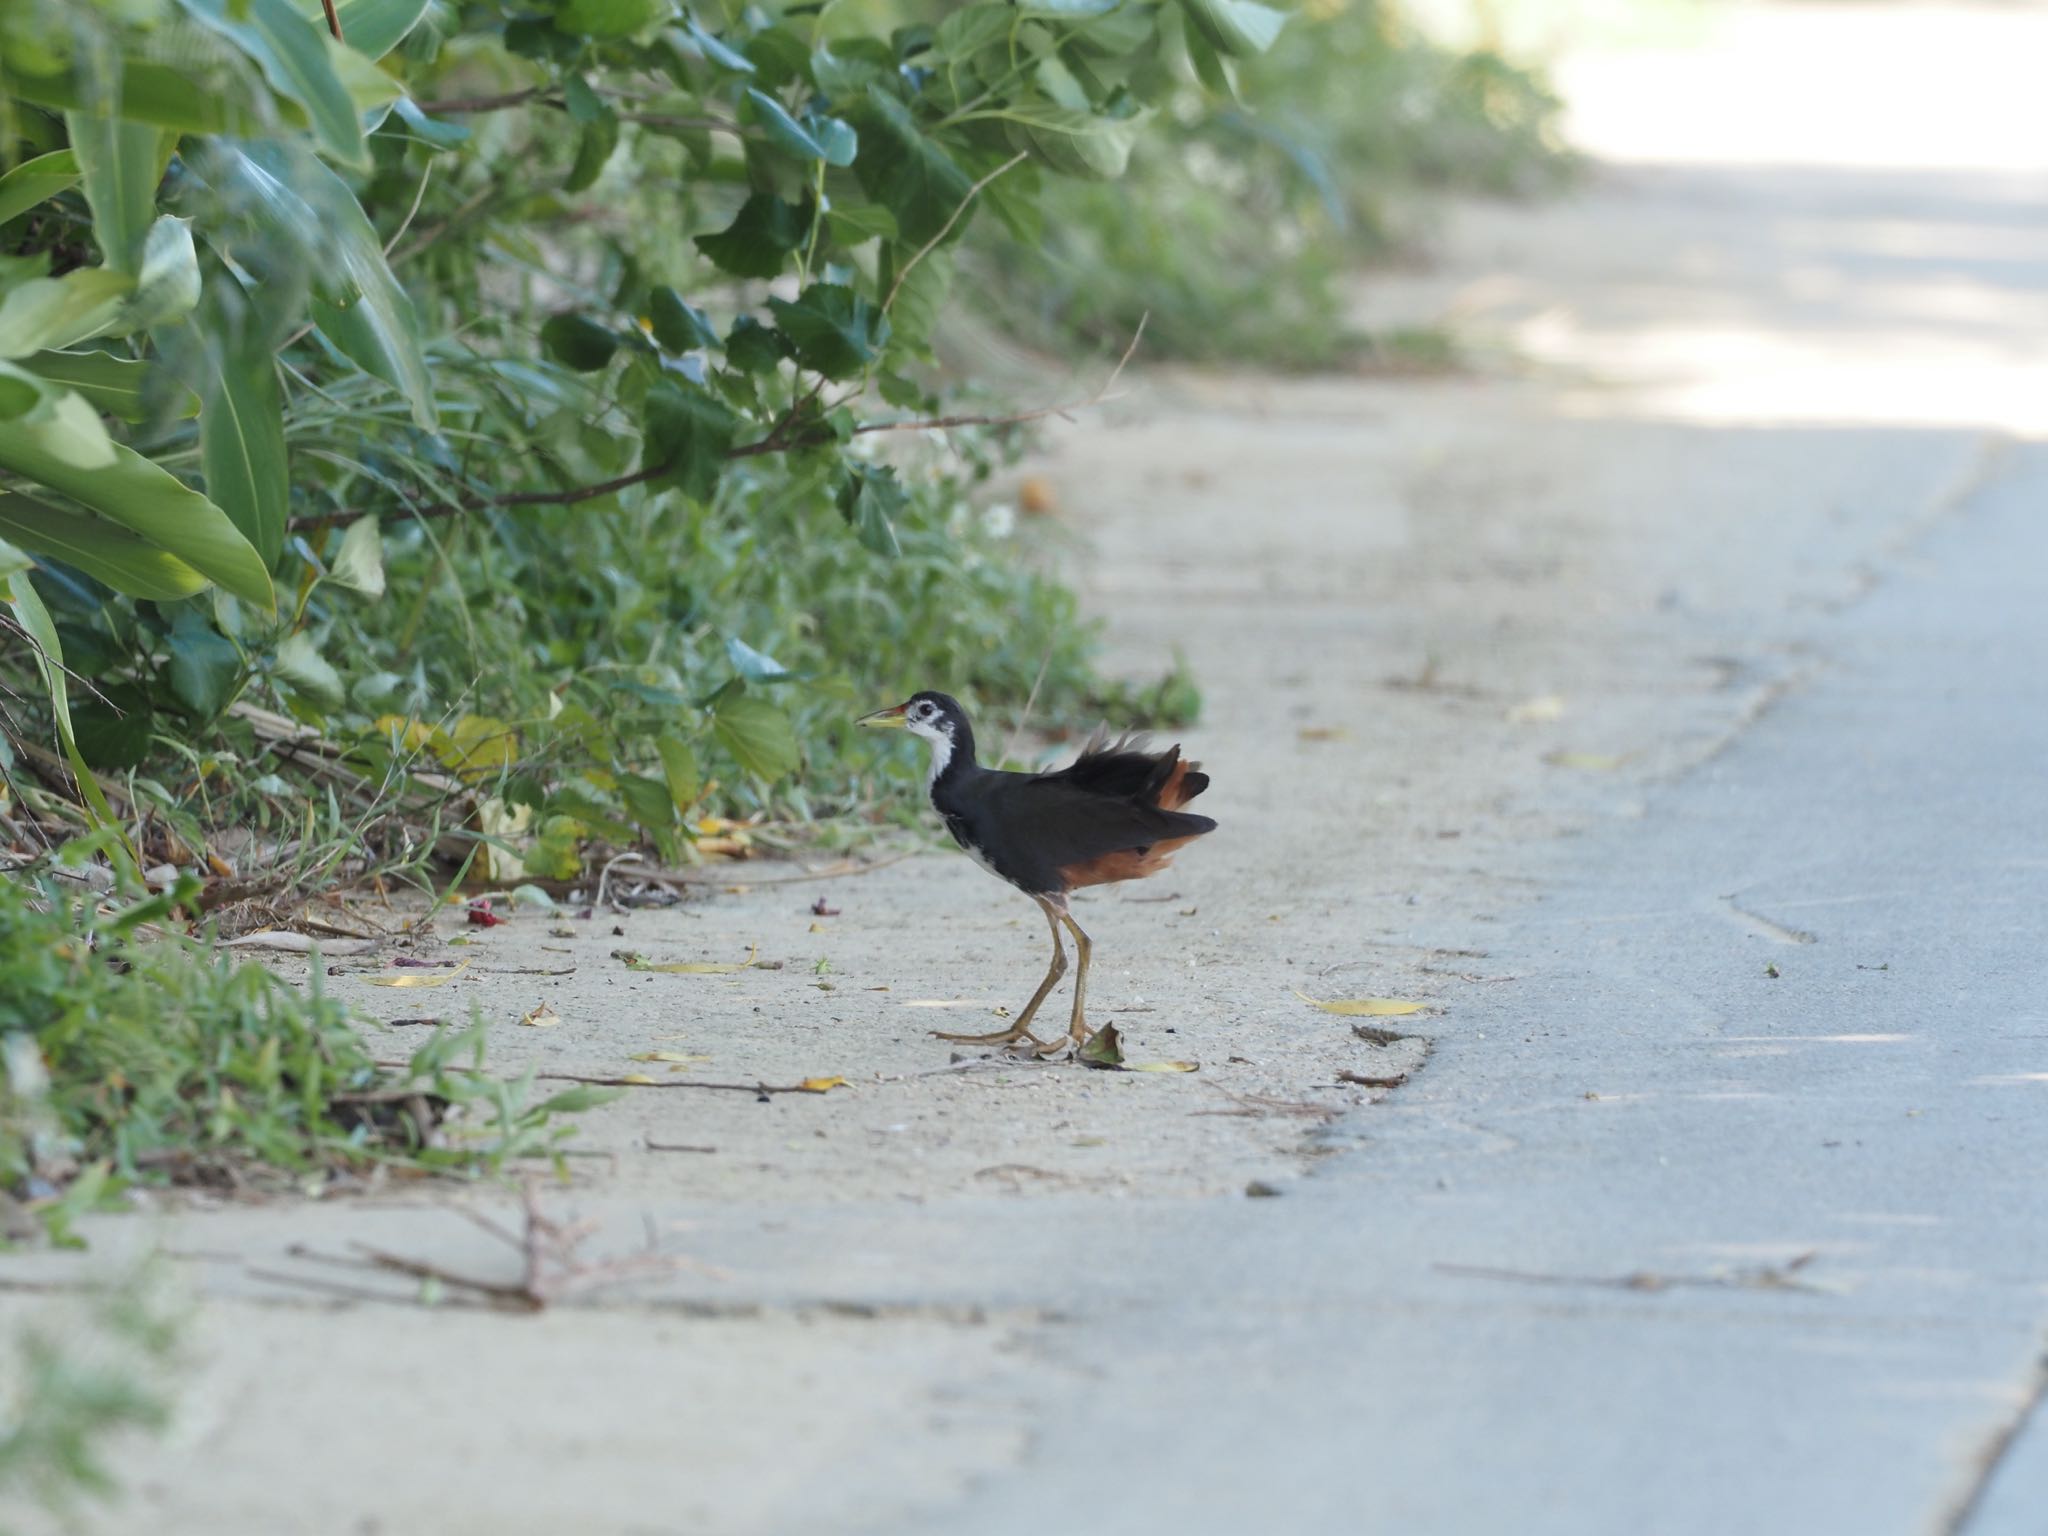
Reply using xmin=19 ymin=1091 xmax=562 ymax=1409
xmin=0 ymin=360 xmax=115 ymax=466
xmin=887 ymin=247 xmax=952 ymax=353
xmin=555 ymin=0 xmax=665 ymax=39
xmin=683 ymin=16 xmax=755 ymax=73
xmin=5 ymin=569 xmax=134 ymax=855
xmin=765 ymin=283 xmax=888 ymax=379
xmin=20 ymin=350 xmax=197 ymax=422
xmin=0 ymin=494 xmax=210 ymax=601
xmin=825 ymin=202 xmax=898 ymax=246
xmin=693 ymin=192 xmax=805 ymax=279
xmin=4 ymin=61 xmax=251 ymax=136
xmin=0 ymin=267 xmax=132 ymax=359
xmin=935 ymin=5 xmax=1015 ymax=62
xmin=565 ymin=109 xmax=620 ymax=192
xmin=199 ymin=275 xmax=289 ymax=566
xmin=712 ymin=691 xmax=799 ymax=782
xmin=744 ymin=88 xmax=856 ymax=166
xmin=724 ymin=315 xmax=792 ymax=375
xmin=643 ymin=380 xmax=738 ymax=503
xmin=179 ymin=0 xmax=369 ymax=168
xmin=115 ymin=215 xmax=203 ymax=333
xmin=1002 ymin=100 xmax=1146 ymax=179
xmin=836 ymin=465 xmax=904 ymax=557
xmin=649 ymin=286 xmax=719 ymax=353
xmin=330 ymin=0 xmax=433 ymax=57
xmin=327 ymin=513 xmax=384 ymax=596
xmin=71 ymin=679 xmax=155 ymax=770
xmin=618 ymin=771 xmax=675 ymax=830
xmin=274 ymin=630 xmax=345 ymax=710
xmin=63 ymin=113 xmax=166 ymax=274
xmin=1079 ymin=1020 xmax=1125 ymax=1067
xmin=1178 ymin=0 xmax=1286 ymax=59
xmin=854 ymin=86 xmax=974 ymax=245
xmin=0 ymin=534 xmax=27 ymax=581
xmin=388 ymin=98 xmax=471 ymax=151
xmin=0 ymin=150 xmax=80 ymax=226
xmin=289 ymin=155 xmax=437 ymax=428
xmin=0 ymin=427 xmax=274 ymax=606
xmin=540 ymin=313 xmax=621 ymax=372
xmin=165 ymin=609 xmax=243 ymax=718
xmin=656 ymin=734 xmax=700 ymax=812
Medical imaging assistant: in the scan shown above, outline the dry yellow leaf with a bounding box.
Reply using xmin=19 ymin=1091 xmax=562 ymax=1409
xmin=519 ymin=1003 xmax=559 ymax=1028
xmin=618 ymin=1073 xmax=659 ymax=1085
xmin=628 ymin=945 xmax=759 ymax=975
xmin=630 ymin=1051 xmax=712 ymax=1065
xmin=368 ymin=961 xmax=471 ymax=988
xmin=1294 ymin=989 xmax=1424 ymax=1016
xmin=1297 ymin=726 xmax=1351 ymax=742
xmin=797 ymin=1076 xmax=848 ymax=1093
xmin=1128 ymin=1060 xmax=1200 ymax=1073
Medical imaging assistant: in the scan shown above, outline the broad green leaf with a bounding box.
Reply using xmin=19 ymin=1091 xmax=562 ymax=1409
xmin=328 ymin=36 xmax=408 ymax=117
xmin=119 ymin=216 xmax=202 ymax=332
xmin=540 ymin=313 xmax=620 ymax=371
xmin=388 ymin=98 xmax=471 ymax=151
xmin=0 ymin=267 xmax=132 ymax=358
xmin=72 ymin=680 xmax=156 ymax=769
xmin=63 ymin=113 xmax=166 ymax=274
xmin=0 ymin=534 xmax=26 ymax=580
xmin=724 ymin=315 xmax=792 ymax=374
xmin=1179 ymin=0 xmax=1286 ymax=59
xmin=724 ymin=635 xmax=792 ymax=680
xmin=166 ymin=609 xmax=243 ymax=718
xmin=825 ymin=202 xmax=898 ymax=246
xmin=565 ymin=110 xmax=620 ymax=192
xmin=327 ymin=513 xmax=385 ymax=596
xmin=1019 ymin=0 xmax=1124 ymax=15
xmin=656 ymin=734 xmax=700 ymax=812
xmin=179 ymin=0 xmax=369 ymax=168
xmin=744 ymin=89 xmax=856 ymax=166
xmin=0 ymin=494 xmax=210 ymax=601
xmin=643 ymin=380 xmax=737 ymax=503
xmin=274 ymin=630 xmax=345 ymax=710
xmin=20 ymin=349 xmax=198 ymax=422
xmin=836 ymin=465 xmax=904 ymax=557
xmin=649 ymin=286 xmax=719 ymax=353
xmin=199 ymin=274 xmax=290 ymax=566
xmin=3 ymin=62 xmax=252 ymax=136
xmin=765 ymin=283 xmax=888 ymax=379
xmin=0 ymin=361 xmax=116 ymax=467
xmin=0 ymin=427 xmax=273 ymax=606
xmin=0 ymin=150 xmax=80 ymax=226
xmin=887 ymin=247 xmax=952 ymax=352
xmin=1002 ymin=101 xmax=1147 ymax=179
xmin=854 ymin=86 xmax=974 ymax=245
xmin=329 ymin=0 xmax=432 ymax=57
xmin=694 ymin=192 xmax=805 ymax=279
xmin=712 ymin=691 xmax=799 ymax=782
xmin=555 ymin=0 xmax=665 ymax=39
xmin=618 ymin=771 xmax=675 ymax=829
xmin=287 ymin=154 xmax=436 ymax=428
xmin=935 ymin=5 xmax=1014 ymax=62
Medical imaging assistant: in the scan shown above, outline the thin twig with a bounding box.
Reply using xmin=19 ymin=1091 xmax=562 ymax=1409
xmin=383 ymin=158 xmax=435 ymax=259
xmin=854 ymin=313 xmax=1147 ymax=438
xmin=414 ymin=88 xmax=548 ymax=115
xmin=318 ymin=0 xmax=342 ymax=41
xmin=882 ymin=151 xmax=1026 ymax=317
xmin=1000 ymin=645 xmax=1055 ymax=769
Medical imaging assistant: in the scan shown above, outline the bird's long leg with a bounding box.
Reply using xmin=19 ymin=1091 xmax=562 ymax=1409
xmin=932 ymin=896 xmax=1068 ymax=1049
xmin=1058 ymin=907 xmax=1094 ymax=1054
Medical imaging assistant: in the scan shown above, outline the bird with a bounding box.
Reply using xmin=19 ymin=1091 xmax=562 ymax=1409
xmin=857 ymin=691 xmax=1216 ymax=1056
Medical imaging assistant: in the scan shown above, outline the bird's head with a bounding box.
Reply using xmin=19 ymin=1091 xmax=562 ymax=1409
xmin=858 ymin=691 xmax=971 ymax=776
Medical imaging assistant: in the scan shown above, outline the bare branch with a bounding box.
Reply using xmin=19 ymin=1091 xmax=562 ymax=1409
xmin=882 ymin=151 xmax=1027 ymax=318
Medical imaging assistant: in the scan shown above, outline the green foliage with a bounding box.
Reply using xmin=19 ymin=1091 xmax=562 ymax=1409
xmin=971 ymin=0 xmax=1572 ymax=365
xmin=0 ymin=849 xmax=607 ymax=1227
xmin=0 ymin=0 xmax=1228 ymax=880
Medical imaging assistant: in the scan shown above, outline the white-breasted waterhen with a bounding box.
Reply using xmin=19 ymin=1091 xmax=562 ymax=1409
xmin=858 ymin=691 xmax=1216 ymax=1055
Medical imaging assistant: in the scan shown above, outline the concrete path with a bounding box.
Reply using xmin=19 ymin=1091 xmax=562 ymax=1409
xmin=6 ymin=6 xmax=2047 ymax=1533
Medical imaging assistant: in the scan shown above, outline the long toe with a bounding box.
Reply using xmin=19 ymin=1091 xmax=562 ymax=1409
xmin=930 ymin=1026 xmax=1048 ymax=1048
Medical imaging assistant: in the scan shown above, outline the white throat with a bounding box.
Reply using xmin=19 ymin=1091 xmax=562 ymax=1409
xmin=923 ymin=729 xmax=954 ymax=788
